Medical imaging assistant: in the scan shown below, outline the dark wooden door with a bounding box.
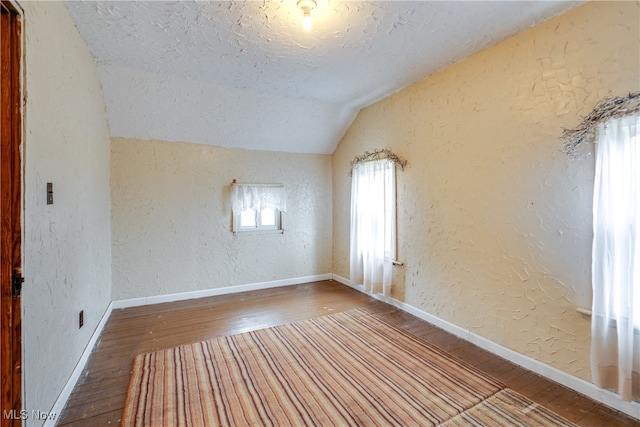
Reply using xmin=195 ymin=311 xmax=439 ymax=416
xmin=1 ymin=2 xmax=22 ymax=426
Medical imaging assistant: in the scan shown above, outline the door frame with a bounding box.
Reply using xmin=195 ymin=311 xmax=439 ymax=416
xmin=1 ymin=1 xmax=23 ymax=425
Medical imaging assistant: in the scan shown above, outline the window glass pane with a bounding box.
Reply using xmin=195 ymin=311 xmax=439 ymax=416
xmin=240 ymin=209 xmax=257 ymax=227
xmin=260 ymin=208 xmax=276 ymax=226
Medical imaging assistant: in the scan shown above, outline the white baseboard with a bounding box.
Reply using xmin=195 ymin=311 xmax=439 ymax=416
xmin=332 ymin=273 xmax=640 ymax=421
xmin=45 ymin=273 xmax=640 ymax=424
xmin=112 ymin=274 xmax=333 ymax=309
xmin=44 ymin=302 xmax=114 ymax=427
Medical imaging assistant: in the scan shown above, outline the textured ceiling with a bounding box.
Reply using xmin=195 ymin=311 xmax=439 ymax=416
xmin=65 ymin=1 xmax=579 ymax=154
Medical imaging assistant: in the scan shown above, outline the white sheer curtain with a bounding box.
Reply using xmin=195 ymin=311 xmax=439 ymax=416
xmin=230 ymin=184 xmax=287 ymax=214
xmin=350 ymin=159 xmax=395 ymax=296
xmin=591 ymin=114 xmax=640 ymax=402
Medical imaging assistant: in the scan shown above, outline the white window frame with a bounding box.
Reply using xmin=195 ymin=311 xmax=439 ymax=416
xmin=234 ymin=207 xmax=284 ymax=235
xmin=592 ymin=115 xmax=640 ymax=329
xmin=230 ymin=182 xmax=286 ymax=235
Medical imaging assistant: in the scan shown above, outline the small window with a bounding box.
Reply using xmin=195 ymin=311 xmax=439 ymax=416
xmin=230 ymin=182 xmax=286 ymax=235
xmin=235 ymin=207 xmax=282 ymax=233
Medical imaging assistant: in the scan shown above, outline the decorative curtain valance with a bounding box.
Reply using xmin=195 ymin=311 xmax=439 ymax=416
xmin=349 ymin=148 xmax=407 ymax=176
xmin=563 ymin=92 xmax=640 ymax=157
xmin=230 ymin=183 xmax=287 ymax=214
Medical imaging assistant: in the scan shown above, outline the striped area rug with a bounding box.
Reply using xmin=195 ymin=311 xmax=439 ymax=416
xmin=122 ymin=308 xmax=575 ymax=426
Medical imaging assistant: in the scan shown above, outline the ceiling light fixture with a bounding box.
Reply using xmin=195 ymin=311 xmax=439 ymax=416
xmin=297 ymin=0 xmax=317 ymax=31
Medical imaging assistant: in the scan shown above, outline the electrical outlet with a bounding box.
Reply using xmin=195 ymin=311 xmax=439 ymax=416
xmin=79 ymin=310 xmax=84 ymax=329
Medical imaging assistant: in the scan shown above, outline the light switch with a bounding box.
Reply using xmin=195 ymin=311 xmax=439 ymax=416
xmin=47 ymin=182 xmax=53 ymax=205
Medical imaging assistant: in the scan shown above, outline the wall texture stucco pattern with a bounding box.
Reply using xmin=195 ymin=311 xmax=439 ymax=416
xmin=22 ymin=2 xmax=113 ymax=425
xmin=332 ymin=1 xmax=640 ymax=382
xmin=111 ymin=138 xmax=332 ymax=300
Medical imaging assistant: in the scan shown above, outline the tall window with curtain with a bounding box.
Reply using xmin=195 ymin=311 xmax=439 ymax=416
xmin=591 ymin=114 xmax=640 ymax=402
xmin=350 ymin=159 xmax=396 ymax=297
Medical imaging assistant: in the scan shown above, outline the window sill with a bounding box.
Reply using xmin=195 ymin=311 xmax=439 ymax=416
xmin=577 ymin=307 xmax=592 ymax=316
xmin=233 ymin=229 xmax=285 ymax=237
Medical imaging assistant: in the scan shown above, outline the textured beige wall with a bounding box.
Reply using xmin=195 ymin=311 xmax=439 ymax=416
xmin=111 ymin=138 xmax=332 ymax=300
xmin=22 ymin=2 xmax=113 ymax=423
xmin=333 ymin=1 xmax=640 ymax=382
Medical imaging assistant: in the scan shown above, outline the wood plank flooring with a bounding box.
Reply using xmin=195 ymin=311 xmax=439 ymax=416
xmin=56 ymin=280 xmax=640 ymax=426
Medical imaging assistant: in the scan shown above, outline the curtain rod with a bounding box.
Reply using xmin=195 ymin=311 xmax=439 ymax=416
xmin=563 ymin=91 xmax=640 ymax=157
xmin=231 ymin=179 xmax=283 ymax=187
xmin=349 ymin=148 xmax=407 ymax=176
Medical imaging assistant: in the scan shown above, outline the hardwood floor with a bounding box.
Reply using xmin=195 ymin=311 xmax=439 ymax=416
xmin=56 ymin=280 xmax=640 ymax=426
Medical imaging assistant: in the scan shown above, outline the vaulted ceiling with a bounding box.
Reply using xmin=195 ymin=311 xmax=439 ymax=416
xmin=65 ymin=1 xmax=579 ymax=154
